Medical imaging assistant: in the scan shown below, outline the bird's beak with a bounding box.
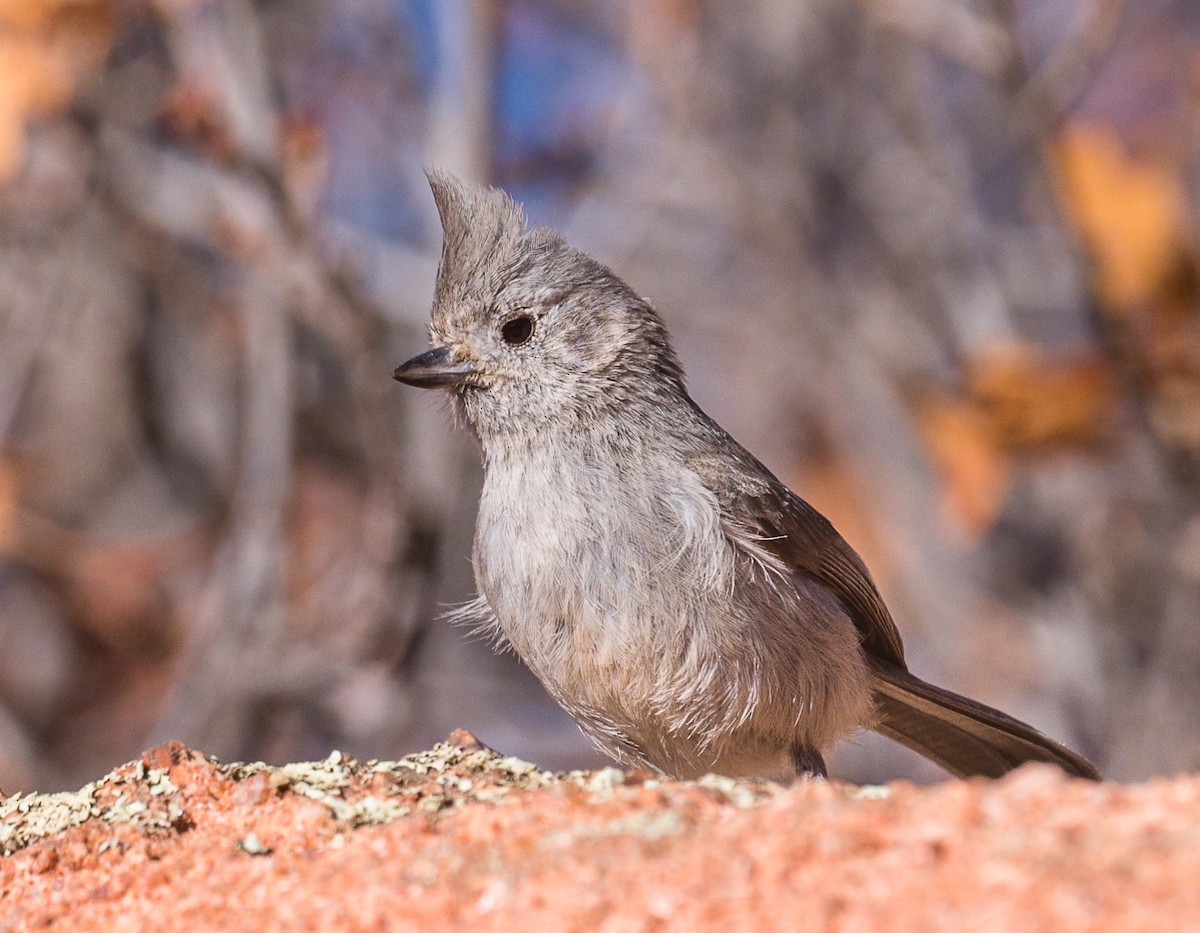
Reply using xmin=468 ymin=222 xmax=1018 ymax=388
xmin=392 ymin=346 xmax=478 ymax=389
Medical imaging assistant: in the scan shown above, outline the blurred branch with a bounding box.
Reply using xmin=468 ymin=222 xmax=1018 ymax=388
xmin=158 ymin=0 xmax=278 ymax=165
xmin=1011 ymin=0 xmax=1125 ymax=133
xmin=427 ymin=0 xmax=503 ymax=183
xmin=865 ymin=0 xmax=1013 ymax=79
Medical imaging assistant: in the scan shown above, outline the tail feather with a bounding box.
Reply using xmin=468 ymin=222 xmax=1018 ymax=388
xmin=870 ymin=662 xmax=1100 ymax=780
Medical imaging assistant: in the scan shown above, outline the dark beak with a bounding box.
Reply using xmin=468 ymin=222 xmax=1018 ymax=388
xmin=392 ymin=346 xmax=477 ymax=389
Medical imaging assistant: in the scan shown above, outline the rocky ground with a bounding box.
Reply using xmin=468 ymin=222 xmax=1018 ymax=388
xmin=1 ymin=731 xmax=1197 ymax=931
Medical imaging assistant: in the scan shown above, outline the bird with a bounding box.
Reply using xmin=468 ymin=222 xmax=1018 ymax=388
xmin=393 ymin=169 xmax=1100 ymax=783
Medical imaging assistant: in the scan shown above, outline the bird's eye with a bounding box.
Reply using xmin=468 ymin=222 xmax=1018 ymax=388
xmin=500 ymin=314 xmax=535 ymax=346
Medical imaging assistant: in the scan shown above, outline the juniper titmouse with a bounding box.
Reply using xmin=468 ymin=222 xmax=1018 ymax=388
xmin=394 ymin=170 xmax=1099 ymax=782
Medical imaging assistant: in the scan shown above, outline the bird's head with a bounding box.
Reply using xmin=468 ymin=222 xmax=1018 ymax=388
xmin=394 ymin=170 xmax=684 ymax=445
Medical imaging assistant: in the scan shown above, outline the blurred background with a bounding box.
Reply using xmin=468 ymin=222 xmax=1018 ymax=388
xmin=1 ymin=0 xmax=1198 ymax=792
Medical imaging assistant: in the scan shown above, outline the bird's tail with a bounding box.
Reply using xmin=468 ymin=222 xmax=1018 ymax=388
xmin=869 ymin=661 xmax=1100 ymax=780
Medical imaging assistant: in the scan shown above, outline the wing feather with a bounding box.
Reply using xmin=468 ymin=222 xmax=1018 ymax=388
xmin=687 ymin=442 xmax=905 ymax=669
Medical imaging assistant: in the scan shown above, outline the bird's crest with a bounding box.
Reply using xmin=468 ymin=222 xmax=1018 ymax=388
xmin=426 ymin=168 xmax=528 ymax=303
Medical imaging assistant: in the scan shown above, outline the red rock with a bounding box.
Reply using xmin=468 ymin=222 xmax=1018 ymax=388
xmin=0 ymin=740 xmax=1198 ymax=930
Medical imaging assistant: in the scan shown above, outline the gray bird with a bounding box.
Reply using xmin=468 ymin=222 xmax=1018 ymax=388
xmin=394 ymin=170 xmax=1100 ymax=782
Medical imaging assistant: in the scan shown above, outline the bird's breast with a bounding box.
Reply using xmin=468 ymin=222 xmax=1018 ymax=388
xmin=473 ymin=447 xmax=732 ymax=698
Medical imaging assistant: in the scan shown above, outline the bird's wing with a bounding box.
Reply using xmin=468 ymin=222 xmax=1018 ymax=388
xmin=685 ymin=417 xmax=1102 ymax=780
xmin=687 ymin=443 xmax=907 ymax=669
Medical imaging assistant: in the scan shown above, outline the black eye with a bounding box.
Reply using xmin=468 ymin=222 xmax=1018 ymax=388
xmin=500 ymin=315 xmax=534 ymax=346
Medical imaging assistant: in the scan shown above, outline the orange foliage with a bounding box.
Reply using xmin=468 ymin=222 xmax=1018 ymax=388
xmin=966 ymin=345 xmax=1118 ymax=450
xmin=1051 ymin=119 xmax=1200 ymax=456
xmin=917 ymin=392 xmax=1011 ymax=539
xmin=0 ymin=0 xmax=114 ymax=181
xmin=1050 ymin=122 xmax=1190 ymax=312
xmin=0 ymin=458 xmax=17 ymax=556
xmin=918 ymin=345 xmax=1118 ymax=538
